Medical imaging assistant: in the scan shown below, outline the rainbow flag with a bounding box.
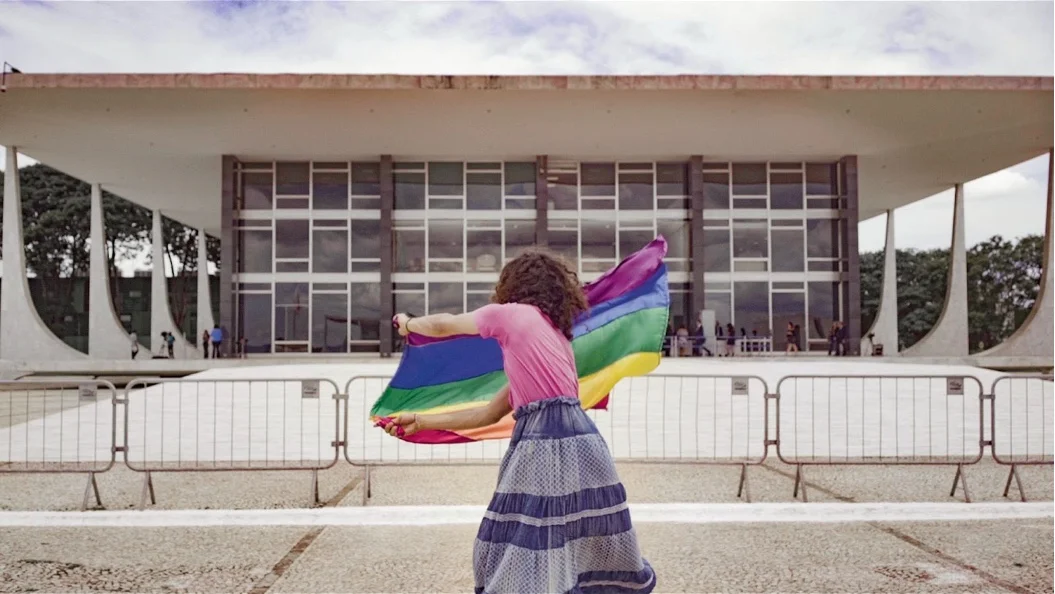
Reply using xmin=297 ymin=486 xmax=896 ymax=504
xmin=372 ymin=236 xmax=669 ymax=444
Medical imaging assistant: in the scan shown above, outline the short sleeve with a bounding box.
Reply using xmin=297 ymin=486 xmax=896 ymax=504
xmin=473 ymin=303 xmax=520 ymax=342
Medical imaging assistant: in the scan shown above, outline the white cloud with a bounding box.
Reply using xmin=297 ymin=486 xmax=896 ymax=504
xmin=859 ymin=154 xmax=1050 ymax=253
xmin=0 ymin=0 xmax=1051 ymax=254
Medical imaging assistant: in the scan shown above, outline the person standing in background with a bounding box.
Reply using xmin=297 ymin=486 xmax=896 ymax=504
xmin=201 ymin=329 xmax=211 ymax=359
xmin=130 ymin=331 xmax=139 ymax=360
xmin=165 ymin=331 xmax=176 ymax=358
xmin=210 ymin=324 xmax=223 ymax=359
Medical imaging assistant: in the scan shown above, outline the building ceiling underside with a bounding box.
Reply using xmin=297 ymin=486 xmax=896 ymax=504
xmin=0 ymin=82 xmax=1050 ymax=234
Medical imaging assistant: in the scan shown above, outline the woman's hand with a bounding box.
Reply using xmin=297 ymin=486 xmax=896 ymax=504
xmin=385 ymin=412 xmax=421 ymax=436
xmin=394 ymin=313 xmax=411 ymax=337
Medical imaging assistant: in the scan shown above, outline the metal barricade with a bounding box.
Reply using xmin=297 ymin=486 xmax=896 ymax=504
xmin=343 ymin=374 xmax=770 ymax=505
xmin=0 ymin=378 xmax=118 ymax=510
xmin=989 ymin=374 xmax=1054 ymax=502
xmin=122 ymin=377 xmax=342 ymax=508
xmin=775 ymin=375 xmax=985 ymax=502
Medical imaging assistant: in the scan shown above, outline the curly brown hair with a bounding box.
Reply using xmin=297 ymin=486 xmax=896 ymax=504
xmin=491 ymin=249 xmax=589 ymax=340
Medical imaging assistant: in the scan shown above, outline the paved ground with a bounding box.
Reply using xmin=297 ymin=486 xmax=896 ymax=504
xmin=0 ymin=460 xmax=1051 ymax=593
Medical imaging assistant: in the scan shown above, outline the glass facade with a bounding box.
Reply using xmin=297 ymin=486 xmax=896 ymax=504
xmin=232 ymin=159 xmax=849 ymax=354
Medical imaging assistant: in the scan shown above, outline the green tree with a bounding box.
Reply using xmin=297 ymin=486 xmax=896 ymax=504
xmin=861 ymin=235 xmax=1043 ymax=353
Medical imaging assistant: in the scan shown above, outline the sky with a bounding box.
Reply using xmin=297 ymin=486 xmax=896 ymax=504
xmin=0 ymin=0 xmax=1052 ymax=263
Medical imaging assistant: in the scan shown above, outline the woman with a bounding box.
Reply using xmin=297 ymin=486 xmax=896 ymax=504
xmin=785 ymin=322 xmax=798 ymax=353
xmin=201 ymin=329 xmax=211 ymax=359
xmin=387 ymin=249 xmax=656 ymax=594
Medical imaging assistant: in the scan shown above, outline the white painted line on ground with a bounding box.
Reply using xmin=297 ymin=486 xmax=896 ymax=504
xmin=0 ymin=502 xmax=1050 ymax=528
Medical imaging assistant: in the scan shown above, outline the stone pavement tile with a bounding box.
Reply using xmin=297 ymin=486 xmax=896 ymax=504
xmin=761 ymin=459 xmax=1054 ymax=503
xmin=0 ymin=526 xmax=305 ymax=593
xmin=271 ymin=521 xmax=1035 ymax=593
xmin=340 ymin=462 xmax=795 ymax=507
xmin=882 ymin=519 xmax=1055 ymax=594
xmin=0 ymin=464 xmax=363 ymax=511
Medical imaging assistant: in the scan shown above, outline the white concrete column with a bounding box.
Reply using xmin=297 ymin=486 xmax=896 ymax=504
xmin=981 ymin=149 xmax=1054 ymax=359
xmin=89 ymin=183 xmax=143 ymax=359
xmin=196 ymin=228 xmax=215 ymax=342
xmin=861 ymin=209 xmax=900 ymax=355
xmin=150 ymin=209 xmax=198 ymax=358
xmin=1 ymin=146 xmax=86 ymax=361
xmin=903 ymin=184 xmax=969 ymax=357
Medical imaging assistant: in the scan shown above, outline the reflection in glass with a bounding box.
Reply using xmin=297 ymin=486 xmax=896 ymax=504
xmin=732 ymin=220 xmax=768 ymax=259
xmin=467 ymin=229 xmax=501 ymax=272
xmin=656 ymin=163 xmax=688 ymax=196
xmin=351 ymin=162 xmax=381 ymax=196
xmin=772 ymin=292 xmax=805 ymax=351
xmin=467 ymin=172 xmax=502 ymax=210
xmin=350 ymin=220 xmax=381 ymax=260
xmin=312 ymin=229 xmax=348 ymax=273
xmin=394 ymin=171 xmax=426 ymax=209
xmin=393 ymin=228 xmax=425 ymax=272
xmin=581 ymin=220 xmax=616 ymax=260
xmin=807 ymin=219 xmax=839 ymax=258
xmin=808 ymin=282 xmax=839 ymax=341
xmin=505 ymin=220 xmax=535 ymax=261
xmin=705 ymin=292 xmax=732 ymax=330
xmin=429 ymin=282 xmax=464 ymax=314
xmin=428 ymin=219 xmax=464 ymax=272
xmin=274 ymin=283 xmax=309 ymax=342
xmin=548 ymin=221 xmax=578 ymax=269
xmin=349 ymin=283 xmax=381 ymax=342
xmin=769 ymin=172 xmax=803 ymax=209
xmin=238 ymin=230 xmax=273 ymax=273
xmin=668 ymin=289 xmax=693 ymax=331
xmin=238 ymin=293 xmax=272 ymax=353
xmin=312 ymin=293 xmax=348 ymax=353
xmin=394 ymin=291 xmax=425 ymax=318
xmin=312 ymin=171 xmax=348 ymax=209
xmin=771 ymin=228 xmax=804 ymax=272
xmin=549 ymin=172 xmax=578 ymax=210
xmin=276 ymin=162 xmax=310 ymax=196
xmin=504 ymin=162 xmax=536 ymax=196
xmin=732 ymin=163 xmax=767 ymax=196
xmin=243 ymin=172 xmax=273 ymax=210
xmin=734 ymin=282 xmax=770 ymax=335
xmin=581 ymin=163 xmax=615 ymax=196
xmin=657 ymin=220 xmax=690 ymax=270
xmin=703 ymin=172 xmax=730 ymax=209
xmin=618 ymin=172 xmax=654 ymax=210
xmin=466 ymin=292 xmax=491 ymax=312
xmin=619 ymin=229 xmax=653 ymax=261
xmin=702 ymin=228 xmax=730 ymax=272
xmin=806 ymin=163 xmax=837 ymax=196
xmin=275 ymin=220 xmax=309 ymax=259
xmin=428 ymin=162 xmax=464 ymax=196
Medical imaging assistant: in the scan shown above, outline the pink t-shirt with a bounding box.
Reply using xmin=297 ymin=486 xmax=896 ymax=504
xmin=473 ymin=303 xmax=579 ymax=409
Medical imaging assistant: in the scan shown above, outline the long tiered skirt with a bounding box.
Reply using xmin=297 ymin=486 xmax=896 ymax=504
xmin=473 ymin=397 xmax=657 ymax=594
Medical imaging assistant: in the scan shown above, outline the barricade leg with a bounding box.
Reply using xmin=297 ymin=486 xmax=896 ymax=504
xmin=360 ymin=466 xmax=372 ymax=507
xmin=81 ymin=472 xmax=102 ymax=512
xmin=792 ymin=464 xmax=808 ymax=502
xmin=736 ymin=464 xmax=752 ymax=503
xmin=309 ymin=469 xmax=321 ymax=507
xmin=1002 ymin=465 xmax=1027 ymax=502
xmin=949 ymin=464 xmax=972 ymax=503
xmin=139 ymin=471 xmax=157 ymax=510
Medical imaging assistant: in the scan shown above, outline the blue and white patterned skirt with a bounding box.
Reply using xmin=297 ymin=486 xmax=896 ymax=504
xmin=473 ymin=396 xmax=657 ymax=594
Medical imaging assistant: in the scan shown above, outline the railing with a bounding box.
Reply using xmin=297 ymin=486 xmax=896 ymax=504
xmin=0 ymin=373 xmax=1051 ymax=509
xmin=0 ymin=378 xmax=118 ymax=510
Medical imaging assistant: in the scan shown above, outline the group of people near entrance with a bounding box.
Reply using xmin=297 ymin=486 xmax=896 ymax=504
xmin=666 ymin=319 xmax=851 ymax=357
xmin=127 ymin=325 xmax=246 ymax=359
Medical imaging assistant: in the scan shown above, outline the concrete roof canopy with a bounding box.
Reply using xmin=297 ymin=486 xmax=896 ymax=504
xmin=1 ymin=73 xmax=1051 ymax=233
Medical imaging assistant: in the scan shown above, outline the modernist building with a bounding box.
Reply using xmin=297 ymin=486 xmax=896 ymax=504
xmin=0 ymin=74 xmax=1051 ymax=363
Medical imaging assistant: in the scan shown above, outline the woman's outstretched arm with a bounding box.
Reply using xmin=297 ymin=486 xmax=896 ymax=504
xmin=395 ymin=312 xmax=479 ymax=338
xmin=385 ymin=385 xmax=512 ymax=436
